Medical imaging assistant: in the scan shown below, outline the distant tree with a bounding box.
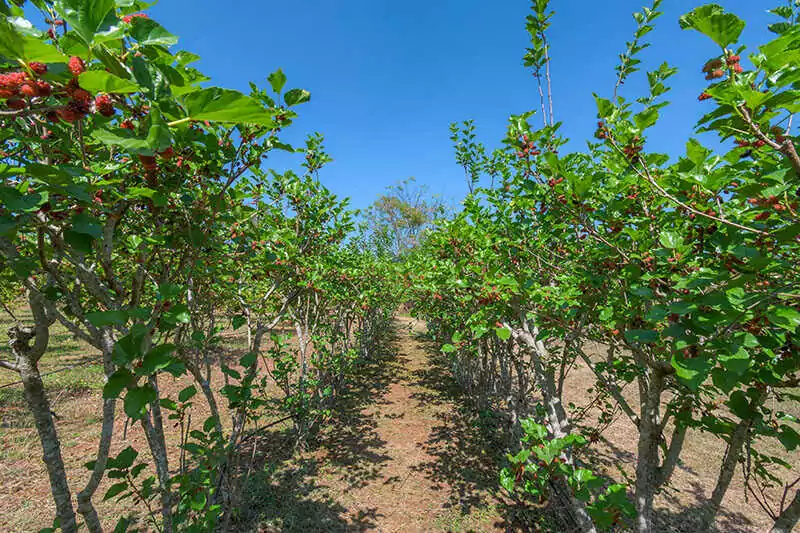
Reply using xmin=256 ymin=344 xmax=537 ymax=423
xmin=366 ymin=178 xmax=446 ymax=257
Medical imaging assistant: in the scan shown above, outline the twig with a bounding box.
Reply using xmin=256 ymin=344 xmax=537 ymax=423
xmin=0 ymin=358 xmax=99 ymax=389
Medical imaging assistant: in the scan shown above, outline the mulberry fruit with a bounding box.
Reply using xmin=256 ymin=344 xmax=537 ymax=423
xmin=94 ymin=94 xmax=115 ymax=116
xmin=68 ymin=56 xmax=86 ymax=76
xmin=19 ymin=83 xmax=37 ymax=98
xmin=6 ymin=98 xmax=27 ymax=110
xmin=121 ymin=13 xmax=149 ymax=24
xmin=29 ymin=62 xmax=47 ymax=75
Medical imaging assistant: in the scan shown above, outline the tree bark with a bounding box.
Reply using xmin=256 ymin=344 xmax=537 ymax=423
xmin=509 ymin=321 xmax=598 ymax=533
xmin=78 ymin=336 xmax=117 ymax=533
xmin=633 ymin=370 xmax=666 ymax=533
xmin=771 ymin=489 xmax=800 ymax=533
xmin=18 ymin=355 xmax=78 ymax=533
xmin=696 ymin=418 xmax=752 ymax=531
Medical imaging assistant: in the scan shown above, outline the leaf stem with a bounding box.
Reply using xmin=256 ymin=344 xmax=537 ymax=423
xmin=167 ymin=117 xmax=192 ymax=127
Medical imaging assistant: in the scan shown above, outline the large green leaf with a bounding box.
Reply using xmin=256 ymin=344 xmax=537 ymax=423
xmin=671 ymin=353 xmax=713 ymax=390
xmin=137 ymin=344 xmax=176 ymax=375
xmin=659 ymin=231 xmax=681 ymax=249
xmin=767 ymin=306 xmax=800 ymax=331
xmin=146 ymin=111 xmax=172 ymax=152
xmin=103 ymin=482 xmax=128 ymax=501
xmin=124 ymin=385 xmax=156 ymax=420
xmin=181 ymin=88 xmax=276 ymax=126
xmin=93 ymin=112 xmax=171 ymax=155
xmin=55 ymin=0 xmax=117 ymax=45
xmin=679 ymin=4 xmax=745 ymax=48
xmin=129 ymin=18 xmax=178 ymax=46
xmin=86 ymin=309 xmax=128 ymax=327
xmin=93 ymin=128 xmax=152 ymax=154
xmin=103 ymin=368 xmax=133 ymax=399
xmin=109 ymin=446 xmax=138 ymax=469
xmin=78 ymin=71 xmax=140 ymax=94
xmin=0 ymin=17 xmax=66 ymax=62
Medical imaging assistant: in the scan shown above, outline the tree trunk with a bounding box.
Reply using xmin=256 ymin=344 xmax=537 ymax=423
xmin=696 ymin=418 xmax=751 ymax=531
xmin=141 ymin=375 xmax=173 ymax=533
xmin=510 ymin=321 xmax=598 ymax=533
xmin=18 ymin=355 xmax=78 ymax=533
xmin=77 ymin=397 xmax=116 ymax=533
xmin=771 ymin=489 xmax=800 ymax=533
xmin=634 ymin=371 xmax=665 ymax=533
xmin=78 ymin=337 xmax=117 ymax=533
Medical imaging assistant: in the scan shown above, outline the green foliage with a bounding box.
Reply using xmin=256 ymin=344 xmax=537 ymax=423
xmin=0 ymin=2 xmax=401 ymax=532
xmin=406 ymin=1 xmax=800 ymax=530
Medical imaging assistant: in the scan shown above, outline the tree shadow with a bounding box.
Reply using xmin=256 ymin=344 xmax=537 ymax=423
xmin=233 ymin=323 xmax=403 ymax=531
xmin=407 ymin=332 xmax=529 ymax=530
xmin=312 ymin=326 xmax=401 ymax=491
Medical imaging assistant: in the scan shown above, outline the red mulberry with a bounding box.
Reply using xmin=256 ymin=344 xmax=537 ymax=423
xmin=68 ymin=56 xmax=86 ymax=76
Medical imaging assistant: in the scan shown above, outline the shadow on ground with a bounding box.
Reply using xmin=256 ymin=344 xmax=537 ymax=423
xmin=408 ymin=330 xmax=759 ymax=533
xmin=407 ymin=331 xmax=535 ymax=532
xmin=234 ymin=323 xmax=403 ymax=532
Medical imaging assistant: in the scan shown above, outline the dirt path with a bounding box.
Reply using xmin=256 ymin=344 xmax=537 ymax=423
xmin=260 ymin=316 xmax=510 ymax=532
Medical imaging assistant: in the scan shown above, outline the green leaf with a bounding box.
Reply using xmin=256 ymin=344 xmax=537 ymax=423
xmin=112 ymin=446 xmax=138 ymax=469
xmin=284 ymin=88 xmax=310 ymax=107
xmin=189 ymin=489 xmax=207 ymax=511
xmin=671 ymin=353 xmax=713 ymax=390
xmin=686 ymin=138 xmax=711 ymax=165
xmin=103 ymin=368 xmax=133 ymax=399
xmin=659 ymin=231 xmax=681 ymax=249
xmin=593 ymin=93 xmax=614 ymax=119
xmin=267 ymin=69 xmax=287 ymax=94
xmin=162 ymin=303 xmax=190 ymax=326
xmin=718 ymin=347 xmax=750 ymax=376
xmin=129 ymin=18 xmax=178 ymax=46
xmin=495 ymin=327 xmax=511 ymax=341
xmin=71 ymin=212 xmax=102 ymax=238
xmin=624 ymin=329 xmax=658 ymax=344
xmin=55 ymin=0 xmax=116 ymax=45
xmin=124 ymin=385 xmax=156 ymax=420
xmin=767 ymin=306 xmax=800 ymax=331
xmin=0 ymin=17 xmax=24 ymax=59
xmin=441 ymin=343 xmax=456 ymax=353
xmin=728 ymin=390 xmax=754 ymax=419
xmin=78 ymin=71 xmax=140 ymax=94
xmin=0 ymin=186 xmax=47 ymax=212
xmin=499 ymin=467 xmax=516 ymax=492
xmin=86 ymin=310 xmax=128 ymax=327
xmin=232 ymin=315 xmax=246 ymax=331
xmin=137 ymin=344 xmax=176 ymax=375
xmin=239 ymin=352 xmax=257 ymax=367
xmin=679 ymin=4 xmax=746 ymax=48
xmin=634 ymin=108 xmax=659 ymax=130
xmin=777 ymin=425 xmax=800 ymax=451
xmin=103 ymin=482 xmax=129 ymax=501
xmin=181 ymin=88 xmax=276 ymax=126
xmin=92 ymin=128 xmax=152 ymax=155
xmin=145 ymin=110 xmax=172 ymax=152
xmin=0 ymin=18 xmax=67 ymax=63
xmin=178 ymin=385 xmax=197 ymax=403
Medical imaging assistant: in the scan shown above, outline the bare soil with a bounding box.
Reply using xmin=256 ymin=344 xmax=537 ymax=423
xmin=0 ymin=316 xmax=795 ymax=532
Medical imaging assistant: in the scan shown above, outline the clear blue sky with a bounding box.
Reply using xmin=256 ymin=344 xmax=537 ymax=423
xmin=149 ymin=1 xmax=775 ymax=211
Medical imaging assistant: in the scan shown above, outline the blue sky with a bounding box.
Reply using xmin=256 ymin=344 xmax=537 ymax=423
xmin=150 ymin=1 xmax=776 ymax=211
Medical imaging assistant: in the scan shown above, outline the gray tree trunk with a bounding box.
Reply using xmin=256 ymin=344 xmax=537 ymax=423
xmin=18 ymin=354 xmax=78 ymax=533
xmin=771 ymin=489 xmax=800 ymax=533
